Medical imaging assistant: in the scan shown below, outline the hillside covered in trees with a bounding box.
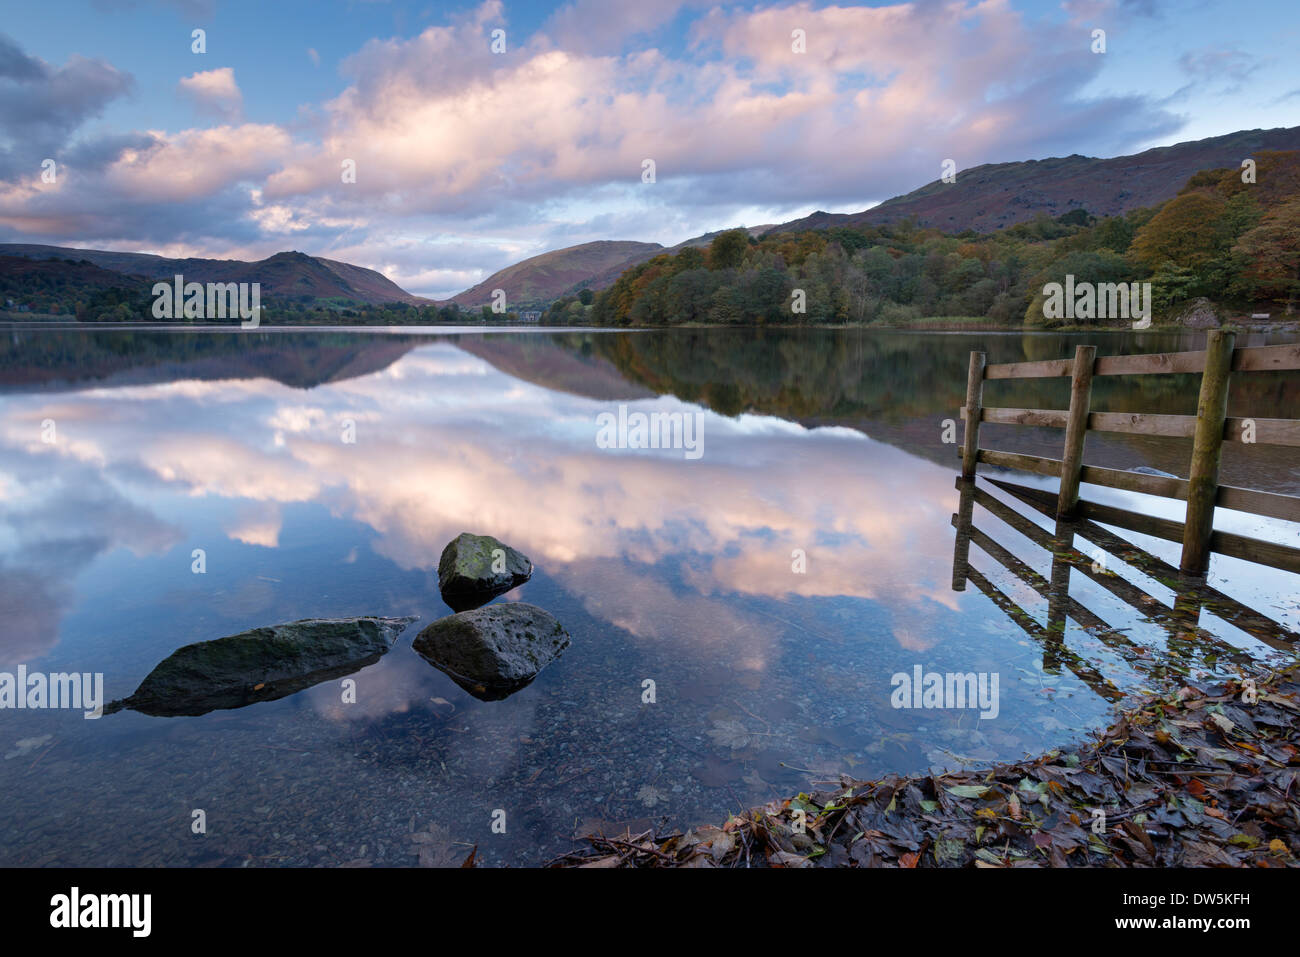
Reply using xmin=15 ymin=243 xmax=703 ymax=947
xmin=547 ymin=152 xmax=1300 ymax=328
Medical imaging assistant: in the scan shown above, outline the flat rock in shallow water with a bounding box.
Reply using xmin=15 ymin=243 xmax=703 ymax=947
xmin=437 ymin=532 xmax=532 ymax=611
xmin=106 ymin=616 xmax=417 ymax=717
xmin=412 ymin=603 xmax=569 ymax=700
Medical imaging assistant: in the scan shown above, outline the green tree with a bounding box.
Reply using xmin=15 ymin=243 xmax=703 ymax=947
xmin=708 ymin=229 xmax=749 ymax=270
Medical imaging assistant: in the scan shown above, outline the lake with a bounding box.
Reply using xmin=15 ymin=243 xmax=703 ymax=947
xmin=1 ymin=326 xmax=1297 ymax=866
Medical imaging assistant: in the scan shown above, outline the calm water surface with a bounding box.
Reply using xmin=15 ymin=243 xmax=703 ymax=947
xmin=0 ymin=326 xmax=1297 ymax=866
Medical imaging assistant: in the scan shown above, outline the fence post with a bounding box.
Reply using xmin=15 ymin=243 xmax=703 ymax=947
xmin=1181 ymin=329 xmax=1236 ymax=576
xmin=961 ymin=351 xmax=986 ymax=479
xmin=1056 ymin=344 xmax=1097 ymax=519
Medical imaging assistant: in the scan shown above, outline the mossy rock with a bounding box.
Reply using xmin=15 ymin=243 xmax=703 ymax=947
xmin=106 ymin=616 xmax=417 ymax=717
xmin=437 ymin=532 xmax=533 ymax=611
xmin=412 ymin=603 xmax=569 ymax=701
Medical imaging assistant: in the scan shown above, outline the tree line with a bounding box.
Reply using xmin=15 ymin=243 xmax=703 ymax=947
xmin=550 ymin=150 xmax=1300 ymax=328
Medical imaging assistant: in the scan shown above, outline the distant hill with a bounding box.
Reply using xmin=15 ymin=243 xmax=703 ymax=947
xmin=773 ymin=126 xmax=1300 ymax=235
xmin=451 ymin=240 xmax=663 ymax=308
xmin=0 ymin=255 xmax=148 ymax=313
xmin=453 ymin=230 xmax=784 ymax=307
xmin=0 ymin=244 xmax=427 ymax=306
xmin=667 ymin=225 xmax=777 ymax=251
xmin=554 ymin=225 xmax=776 ymax=299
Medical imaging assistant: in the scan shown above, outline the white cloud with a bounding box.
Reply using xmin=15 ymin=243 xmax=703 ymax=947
xmin=178 ymin=67 xmax=244 ymax=121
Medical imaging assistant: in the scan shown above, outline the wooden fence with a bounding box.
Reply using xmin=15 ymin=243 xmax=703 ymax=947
xmin=959 ymin=331 xmax=1300 ymax=576
xmin=950 ymin=476 xmax=1299 ymax=695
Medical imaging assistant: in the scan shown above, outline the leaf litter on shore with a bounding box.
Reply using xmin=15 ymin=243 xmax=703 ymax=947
xmin=549 ymin=665 xmax=1300 ymax=868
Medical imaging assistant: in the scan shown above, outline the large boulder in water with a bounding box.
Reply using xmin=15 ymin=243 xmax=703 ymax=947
xmin=437 ymin=532 xmax=532 ymax=611
xmin=106 ymin=616 xmax=417 ymax=717
xmin=412 ymin=602 xmax=569 ymax=700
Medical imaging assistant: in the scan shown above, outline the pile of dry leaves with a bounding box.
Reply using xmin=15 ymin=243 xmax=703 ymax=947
xmin=549 ymin=666 xmax=1300 ymax=867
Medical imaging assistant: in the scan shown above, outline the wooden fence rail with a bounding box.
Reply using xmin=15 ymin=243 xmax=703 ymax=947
xmin=959 ymin=332 xmax=1300 ymax=576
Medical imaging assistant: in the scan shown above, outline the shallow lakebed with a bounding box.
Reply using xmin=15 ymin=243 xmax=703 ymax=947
xmin=0 ymin=326 xmax=1296 ymax=866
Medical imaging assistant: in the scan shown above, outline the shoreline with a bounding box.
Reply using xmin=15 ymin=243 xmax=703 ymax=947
xmin=2 ymin=318 xmax=1298 ymax=335
xmin=551 ymin=664 xmax=1300 ymax=868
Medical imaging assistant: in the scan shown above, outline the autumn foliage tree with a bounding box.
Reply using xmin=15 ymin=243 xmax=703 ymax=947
xmin=1231 ymin=198 xmax=1300 ymax=313
xmin=1128 ymin=192 xmax=1231 ymax=273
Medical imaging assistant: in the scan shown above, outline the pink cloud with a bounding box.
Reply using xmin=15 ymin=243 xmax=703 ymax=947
xmin=177 ymin=67 xmax=243 ymax=121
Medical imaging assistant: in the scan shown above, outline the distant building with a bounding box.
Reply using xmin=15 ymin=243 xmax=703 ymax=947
xmin=519 ymin=310 xmax=542 ymax=322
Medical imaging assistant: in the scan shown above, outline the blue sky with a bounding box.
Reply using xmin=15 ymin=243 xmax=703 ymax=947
xmin=0 ymin=0 xmax=1296 ymax=297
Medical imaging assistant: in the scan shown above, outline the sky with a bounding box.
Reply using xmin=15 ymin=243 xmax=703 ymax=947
xmin=0 ymin=0 xmax=1296 ymax=299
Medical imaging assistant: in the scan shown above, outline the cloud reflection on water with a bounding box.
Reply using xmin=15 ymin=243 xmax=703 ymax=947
xmin=0 ymin=342 xmax=969 ymax=672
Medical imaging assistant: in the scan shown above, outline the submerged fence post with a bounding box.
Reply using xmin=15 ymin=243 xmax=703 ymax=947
xmin=1045 ymin=519 xmax=1073 ymax=650
xmin=952 ymin=478 xmax=976 ymax=592
xmin=961 ymin=351 xmax=986 ymax=479
xmin=1056 ymin=344 xmax=1097 ymax=519
xmin=1181 ymin=329 xmax=1236 ymax=576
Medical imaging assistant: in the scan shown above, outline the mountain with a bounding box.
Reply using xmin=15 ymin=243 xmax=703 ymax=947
xmin=450 ymin=240 xmax=663 ymax=308
xmin=0 ymin=255 xmax=148 ymax=310
xmin=450 ymin=229 xmax=783 ymax=307
xmin=0 ymin=245 xmax=426 ymax=306
xmin=452 ymin=128 xmax=1300 ymax=309
xmin=772 ymin=126 xmax=1300 ymax=235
